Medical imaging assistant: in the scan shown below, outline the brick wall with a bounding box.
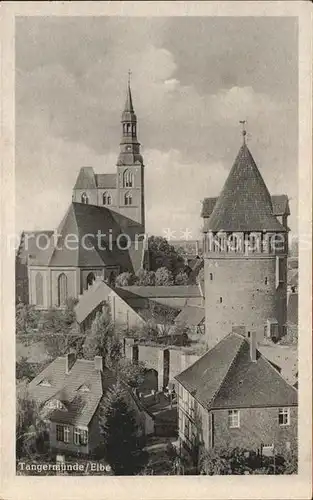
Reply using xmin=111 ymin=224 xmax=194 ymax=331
xmin=211 ymin=406 xmax=297 ymax=454
xmin=204 ymin=256 xmax=287 ymax=348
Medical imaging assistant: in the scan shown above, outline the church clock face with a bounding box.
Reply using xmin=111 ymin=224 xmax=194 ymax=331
xmin=126 ymin=146 xmax=132 ymax=151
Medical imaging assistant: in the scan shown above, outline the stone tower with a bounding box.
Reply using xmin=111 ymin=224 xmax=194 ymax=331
xmin=116 ymin=79 xmax=145 ymax=230
xmin=202 ymin=132 xmax=289 ymax=349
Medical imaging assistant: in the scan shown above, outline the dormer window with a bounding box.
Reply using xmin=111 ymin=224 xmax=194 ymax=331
xmin=38 ymin=379 xmax=51 ymax=387
xmin=44 ymin=399 xmax=67 ymax=411
xmin=81 ymin=192 xmax=89 ymax=204
xmin=124 ymin=192 xmax=132 ymax=206
xmin=123 ymin=170 xmax=133 ymax=188
xmin=78 ymin=384 xmax=90 ymax=393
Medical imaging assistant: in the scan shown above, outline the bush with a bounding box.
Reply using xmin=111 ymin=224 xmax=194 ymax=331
xmin=115 ymin=272 xmax=137 ymax=287
xmin=155 ymin=267 xmax=174 ymax=286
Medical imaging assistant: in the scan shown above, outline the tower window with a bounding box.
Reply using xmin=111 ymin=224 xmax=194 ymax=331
xmin=210 ymin=273 xmax=213 ymax=281
xmin=219 ymin=297 xmax=223 ymax=303
xmin=103 ymin=192 xmax=112 ymax=205
xmin=123 ymin=170 xmax=133 ymax=188
xmin=265 ymin=277 xmax=268 ymax=285
xmin=81 ymin=192 xmax=89 ymax=204
xmin=124 ymin=192 xmax=132 ymax=206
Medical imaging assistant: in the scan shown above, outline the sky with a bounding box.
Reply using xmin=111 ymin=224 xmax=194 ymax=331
xmin=16 ymin=16 xmax=298 ymax=239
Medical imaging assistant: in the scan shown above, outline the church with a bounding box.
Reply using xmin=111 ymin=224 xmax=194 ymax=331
xmin=16 ymin=81 xmax=148 ymax=309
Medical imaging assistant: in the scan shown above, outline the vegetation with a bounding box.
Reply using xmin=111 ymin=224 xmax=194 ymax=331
xmin=148 ymin=236 xmax=185 ymax=274
xmin=174 ymin=271 xmax=189 ymax=285
xmin=99 ymin=382 xmax=148 ymax=475
xmin=115 ymin=272 xmax=137 ymax=287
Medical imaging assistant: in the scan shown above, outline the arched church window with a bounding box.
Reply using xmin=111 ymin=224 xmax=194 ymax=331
xmin=81 ymin=192 xmax=89 ymax=204
xmin=35 ymin=272 xmax=43 ymax=306
xmin=123 ymin=170 xmax=133 ymax=188
xmin=103 ymin=192 xmax=112 ymax=205
xmin=86 ymin=272 xmax=95 ymax=288
xmin=57 ymin=273 xmax=68 ymax=307
xmin=124 ymin=192 xmax=132 ymax=206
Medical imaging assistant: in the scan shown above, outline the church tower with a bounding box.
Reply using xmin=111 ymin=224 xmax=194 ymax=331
xmin=116 ymin=75 xmax=145 ymax=230
xmin=202 ymin=128 xmax=289 ymax=349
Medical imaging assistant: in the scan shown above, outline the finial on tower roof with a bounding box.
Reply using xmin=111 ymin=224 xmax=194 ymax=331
xmin=239 ymin=120 xmax=247 ymax=144
xmin=128 ymin=69 xmax=132 ymax=86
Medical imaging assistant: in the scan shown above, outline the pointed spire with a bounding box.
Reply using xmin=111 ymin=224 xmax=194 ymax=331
xmin=124 ymin=70 xmax=134 ymax=113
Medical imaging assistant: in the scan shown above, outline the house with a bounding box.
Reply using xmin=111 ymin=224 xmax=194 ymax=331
xmin=175 ymin=332 xmax=297 ymax=456
xmin=174 ymin=305 xmax=205 ymax=335
xmin=28 ymin=353 xmax=154 ymax=456
xmin=75 ymin=279 xmax=203 ymax=332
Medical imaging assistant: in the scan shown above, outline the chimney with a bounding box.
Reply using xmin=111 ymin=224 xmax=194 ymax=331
xmin=65 ymin=352 xmax=76 ymax=374
xmin=250 ymin=331 xmax=257 ymax=362
xmin=94 ymin=356 xmax=103 ymax=371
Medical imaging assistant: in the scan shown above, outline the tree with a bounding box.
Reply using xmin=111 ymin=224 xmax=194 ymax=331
xmin=99 ymin=382 xmax=148 ymax=475
xmin=117 ymin=359 xmax=146 ymax=388
xmin=16 ymin=358 xmax=47 ymax=382
xmin=136 ymin=268 xmax=156 ymax=286
xmin=174 ymin=271 xmax=189 ymax=285
xmin=16 ymin=382 xmax=47 ymax=459
xmin=115 ymin=272 xmax=137 ymax=287
xmin=148 ymin=236 xmax=184 ymax=273
xmin=155 ymin=267 xmax=174 ymax=286
xmin=16 ymin=303 xmax=40 ymax=335
xmin=83 ymin=309 xmax=114 ymax=360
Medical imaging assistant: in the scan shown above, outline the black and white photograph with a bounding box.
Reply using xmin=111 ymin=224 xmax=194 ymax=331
xmin=0 ymin=2 xmax=312 ymax=499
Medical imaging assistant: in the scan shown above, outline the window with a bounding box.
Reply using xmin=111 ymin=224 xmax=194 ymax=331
xmin=56 ymin=424 xmax=70 ymax=443
xmin=102 ymin=192 xmax=112 ymax=205
xmin=38 ymin=379 xmax=51 ymax=387
xmin=123 ymin=170 xmax=133 ymax=188
xmin=228 ymin=409 xmax=240 ymax=428
xmin=86 ymin=272 xmax=95 ymax=288
xmin=74 ymin=428 xmax=88 ymax=446
xmin=265 ymin=277 xmax=268 ymax=285
xmin=124 ymin=192 xmax=132 ymax=206
xmin=278 ymin=408 xmax=290 ymax=426
xmin=81 ymin=192 xmax=89 ymax=204
xmin=219 ymin=297 xmax=223 ymax=303
xmin=57 ymin=273 xmax=68 ymax=307
xmin=210 ymin=273 xmax=213 ymax=281
xmin=35 ymin=272 xmax=44 ymax=306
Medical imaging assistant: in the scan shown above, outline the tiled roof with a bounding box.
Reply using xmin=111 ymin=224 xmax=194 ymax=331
xmin=202 ymin=195 xmax=290 ymax=219
xmin=16 ymin=231 xmax=54 ymax=264
xmin=119 ymin=285 xmax=201 ymax=299
xmin=28 ymin=356 xmax=117 ymax=426
xmin=73 ymin=167 xmax=97 ymax=190
xmin=26 ymin=202 xmax=142 ymax=270
xmin=174 ymin=305 xmax=205 ymax=326
xmin=175 ymin=333 xmax=297 ymax=409
xmin=95 ymin=174 xmax=117 ymax=189
xmin=288 ymin=268 xmax=298 ymax=286
xmin=201 ymin=144 xmax=287 ymax=232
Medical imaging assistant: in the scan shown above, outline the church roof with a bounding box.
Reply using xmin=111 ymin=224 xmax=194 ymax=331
xmin=73 ymin=167 xmax=97 ymax=189
xmin=202 ymin=143 xmax=287 ymax=232
xmin=122 ymin=83 xmax=136 ymax=122
xmin=175 ymin=333 xmax=298 ymax=410
xmin=27 ymin=202 xmax=143 ymax=270
xmin=95 ymin=173 xmax=117 ymax=189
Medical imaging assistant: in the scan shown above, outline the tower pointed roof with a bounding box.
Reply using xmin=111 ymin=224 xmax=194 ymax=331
xmin=205 ymin=142 xmax=286 ymax=232
xmin=124 ymin=82 xmax=134 ymax=113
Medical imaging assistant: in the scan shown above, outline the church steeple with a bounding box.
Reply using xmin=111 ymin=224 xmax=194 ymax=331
xmin=117 ymin=74 xmax=143 ymax=166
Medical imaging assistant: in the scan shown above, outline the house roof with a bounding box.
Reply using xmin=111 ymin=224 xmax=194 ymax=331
xmin=201 ymin=144 xmax=288 ymax=232
xmin=174 ymin=305 xmax=205 ymax=326
xmin=119 ymin=285 xmax=201 ymax=299
xmin=26 ymin=202 xmax=142 ymax=270
xmin=202 ymin=194 xmax=290 ymax=219
xmin=288 ymin=268 xmax=298 ymax=287
xmin=28 ymin=356 xmax=117 ymax=426
xmin=175 ymin=333 xmax=297 ymax=409
xmin=75 ymin=279 xmax=113 ymax=324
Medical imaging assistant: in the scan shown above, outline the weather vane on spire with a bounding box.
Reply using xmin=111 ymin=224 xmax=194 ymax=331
xmin=239 ymin=120 xmax=247 ymax=144
xmin=128 ymin=69 xmax=132 ymax=86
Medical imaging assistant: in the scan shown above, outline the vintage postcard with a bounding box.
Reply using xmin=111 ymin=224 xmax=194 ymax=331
xmin=1 ymin=1 xmax=312 ymax=499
